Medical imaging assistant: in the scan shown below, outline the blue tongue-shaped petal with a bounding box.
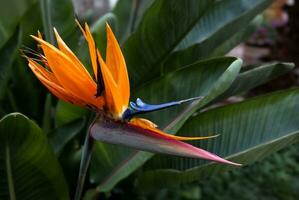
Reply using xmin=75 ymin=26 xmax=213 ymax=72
xmin=123 ymin=96 xmax=203 ymax=120
xmin=131 ymin=97 xmax=203 ymax=111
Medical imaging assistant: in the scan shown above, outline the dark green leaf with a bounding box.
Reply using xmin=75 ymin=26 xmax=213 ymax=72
xmin=55 ymin=101 xmax=88 ymax=127
xmin=164 ymin=0 xmax=272 ymax=70
xmin=137 ymin=88 xmax=299 ymax=190
xmin=123 ymin=0 xmax=214 ymax=87
xmin=40 ymin=0 xmax=78 ymax=48
xmin=133 ymin=58 xmax=242 ymax=129
xmin=208 ymin=16 xmax=262 ymax=58
xmin=112 ymin=0 xmax=154 ymax=44
xmin=0 ymin=113 xmax=69 ymax=199
xmin=49 ymin=118 xmax=86 ymax=155
xmin=0 ymin=0 xmax=36 ymax=48
xmin=112 ymin=0 xmax=133 ymax=43
xmin=0 ymin=27 xmax=22 ymax=101
xmin=220 ymin=62 xmax=295 ymax=99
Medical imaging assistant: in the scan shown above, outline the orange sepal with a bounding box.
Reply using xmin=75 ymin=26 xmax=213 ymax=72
xmin=31 ymin=35 xmax=104 ymax=109
xmin=28 ymin=59 xmax=84 ymax=106
xmin=97 ymin=50 xmax=125 ymax=117
xmin=53 ymin=28 xmax=94 ymax=82
xmin=76 ymin=20 xmax=98 ymax=80
xmin=105 ymin=23 xmax=130 ymax=107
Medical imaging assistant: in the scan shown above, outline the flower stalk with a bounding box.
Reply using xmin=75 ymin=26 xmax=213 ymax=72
xmin=74 ymin=117 xmax=96 ymax=200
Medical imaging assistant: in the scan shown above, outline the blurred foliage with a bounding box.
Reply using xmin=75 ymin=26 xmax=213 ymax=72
xmin=0 ymin=0 xmax=298 ymax=199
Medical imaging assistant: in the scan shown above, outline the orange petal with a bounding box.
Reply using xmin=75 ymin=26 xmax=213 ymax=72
xmin=129 ymin=118 xmax=219 ymax=141
xmin=97 ymin=50 xmax=124 ymax=117
xmin=37 ymin=31 xmax=43 ymax=39
xmin=28 ymin=60 xmax=84 ymax=106
xmin=31 ymin=35 xmax=97 ymax=103
xmin=84 ymin=23 xmax=98 ymax=80
xmin=106 ymin=23 xmax=130 ymax=107
xmin=76 ymin=20 xmax=98 ymax=80
xmin=27 ymin=58 xmax=59 ymax=84
xmin=53 ymin=28 xmax=95 ymax=82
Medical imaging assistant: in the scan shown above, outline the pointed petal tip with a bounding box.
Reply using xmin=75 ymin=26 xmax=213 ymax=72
xmin=19 ymin=49 xmax=27 ymax=58
xmin=53 ymin=27 xmax=58 ymax=33
xmin=30 ymin=35 xmax=44 ymax=43
xmin=223 ymin=160 xmax=242 ymax=167
xmin=105 ymin=22 xmax=111 ymax=29
xmin=105 ymin=23 xmax=114 ymax=37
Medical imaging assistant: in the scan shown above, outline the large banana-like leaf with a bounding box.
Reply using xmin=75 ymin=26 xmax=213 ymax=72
xmin=208 ymin=16 xmax=262 ymax=59
xmin=49 ymin=118 xmax=86 ymax=155
xmin=0 ymin=113 xmax=69 ymax=200
xmin=55 ymin=101 xmax=88 ymax=127
xmin=164 ymin=0 xmax=272 ymax=69
xmin=220 ymin=62 xmax=295 ymax=99
xmin=0 ymin=27 xmax=21 ymax=102
xmin=123 ymin=0 xmax=214 ymax=87
xmin=136 ymin=88 xmax=299 ymax=190
xmin=89 ymin=57 xmax=242 ymax=192
xmin=112 ymin=0 xmax=154 ymax=43
xmin=133 ymin=58 xmax=242 ymax=129
xmin=40 ymin=0 xmax=78 ymax=47
xmin=0 ymin=0 xmax=36 ymax=48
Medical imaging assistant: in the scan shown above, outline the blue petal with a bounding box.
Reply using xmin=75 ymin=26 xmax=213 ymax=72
xmin=131 ymin=97 xmax=203 ymax=111
xmin=123 ymin=96 xmax=203 ymax=120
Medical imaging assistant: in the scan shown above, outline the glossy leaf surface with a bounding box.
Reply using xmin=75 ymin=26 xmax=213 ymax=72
xmin=0 ymin=113 xmax=69 ymax=200
xmin=137 ymin=88 xmax=299 ymax=190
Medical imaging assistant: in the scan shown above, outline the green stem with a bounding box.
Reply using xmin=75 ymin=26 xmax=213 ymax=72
xmin=74 ymin=116 xmax=97 ymax=200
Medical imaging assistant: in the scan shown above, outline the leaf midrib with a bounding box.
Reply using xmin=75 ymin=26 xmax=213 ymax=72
xmin=5 ymin=142 xmax=16 ymax=200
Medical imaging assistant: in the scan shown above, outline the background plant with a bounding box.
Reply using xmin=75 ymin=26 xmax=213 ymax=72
xmin=0 ymin=0 xmax=298 ymax=199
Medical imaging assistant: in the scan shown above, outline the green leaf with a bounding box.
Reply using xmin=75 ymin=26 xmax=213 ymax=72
xmin=49 ymin=118 xmax=86 ymax=156
xmin=123 ymin=0 xmax=214 ymax=87
xmin=19 ymin=2 xmax=43 ymax=45
xmin=112 ymin=0 xmax=133 ymax=43
xmin=133 ymin=58 xmax=242 ymax=130
xmin=91 ymin=12 xmax=117 ymax=57
xmin=40 ymin=0 xmax=55 ymax=43
xmin=208 ymin=16 xmax=262 ymax=58
xmin=130 ymin=0 xmax=155 ymax=33
xmin=137 ymin=88 xmax=299 ymax=190
xmin=220 ymin=62 xmax=295 ymax=99
xmin=112 ymin=0 xmax=154 ymax=44
xmin=0 ymin=0 xmax=36 ymax=49
xmin=55 ymin=101 xmax=88 ymax=127
xmin=90 ymin=57 xmax=242 ymax=192
xmin=164 ymin=0 xmax=272 ymax=70
xmin=0 ymin=27 xmax=22 ymax=101
xmin=40 ymin=0 xmax=78 ymax=47
xmin=0 ymin=113 xmax=69 ymax=200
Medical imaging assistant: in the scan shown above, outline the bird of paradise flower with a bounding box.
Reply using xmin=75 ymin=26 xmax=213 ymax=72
xmin=23 ymin=21 xmax=240 ymax=199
